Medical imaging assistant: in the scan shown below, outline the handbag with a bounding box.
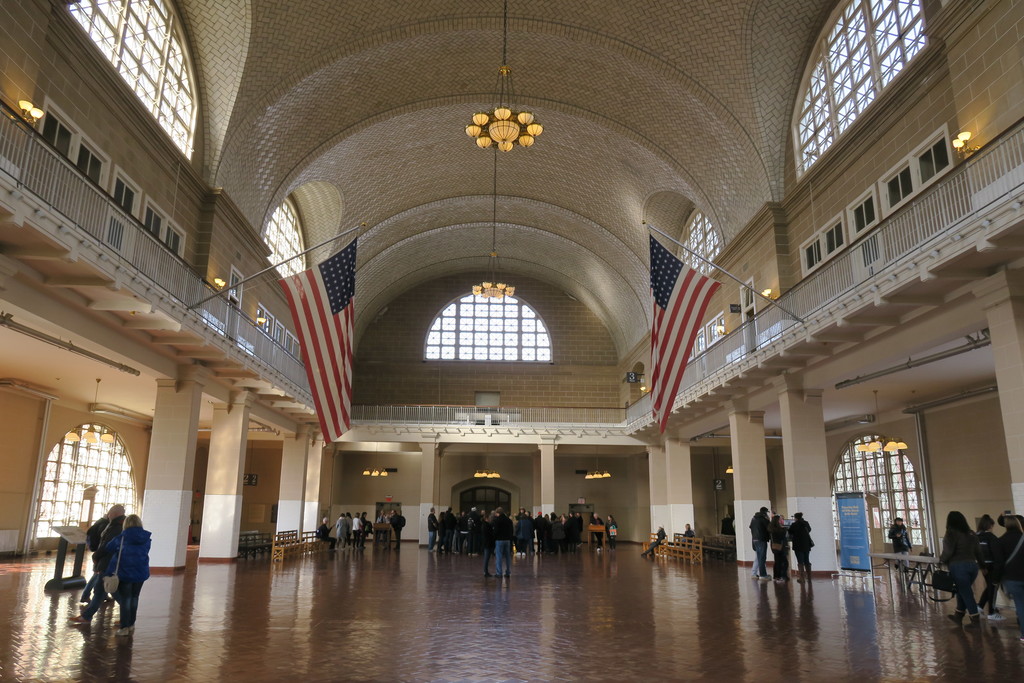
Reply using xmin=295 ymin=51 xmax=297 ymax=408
xmin=931 ymin=569 xmax=956 ymax=593
xmin=103 ymin=539 xmax=123 ymax=593
xmin=770 ymin=542 xmax=782 ymax=552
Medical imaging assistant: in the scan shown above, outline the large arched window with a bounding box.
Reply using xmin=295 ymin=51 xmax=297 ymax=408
xmin=265 ymin=200 xmax=306 ymax=277
xmin=796 ymin=0 xmax=926 ymax=173
xmin=34 ymin=424 xmax=136 ymax=539
xmin=69 ymin=0 xmax=197 ymax=158
xmin=832 ymin=434 xmax=926 ymax=547
xmin=425 ymin=294 xmax=552 ymax=362
xmin=681 ymin=211 xmax=722 ymax=276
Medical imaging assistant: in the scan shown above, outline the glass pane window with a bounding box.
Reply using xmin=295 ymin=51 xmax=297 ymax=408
xmin=265 ymin=200 xmax=305 ymax=278
xmin=34 ymin=425 xmax=136 ymax=539
xmin=681 ymin=212 xmax=723 ymax=276
xmin=69 ymin=1 xmax=196 ymax=158
xmin=424 ymin=294 xmax=552 ymax=362
xmin=796 ymin=0 xmax=925 ymax=174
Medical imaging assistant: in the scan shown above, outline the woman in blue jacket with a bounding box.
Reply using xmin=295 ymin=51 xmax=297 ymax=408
xmin=105 ymin=514 xmax=151 ymax=637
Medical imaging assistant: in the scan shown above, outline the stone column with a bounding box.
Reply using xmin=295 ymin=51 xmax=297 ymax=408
xmin=778 ymin=382 xmax=838 ymax=572
xmin=665 ymin=438 xmax=695 ymax=537
xmin=978 ymin=271 xmax=1024 ymax=512
xmin=539 ymin=440 xmax=556 ymax=515
xmin=648 ymin=444 xmax=669 ymax=532
xmin=277 ymin=427 xmax=310 ymax=533
xmin=302 ymin=433 xmax=325 ymax=531
xmin=199 ymin=391 xmax=253 ymax=561
xmin=418 ymin=441 xmax=439 ymax=545
xmin=729 ymin=407 xmax=770 ymax=564
xmin=142 ymin=366 xmax=206 ymax=569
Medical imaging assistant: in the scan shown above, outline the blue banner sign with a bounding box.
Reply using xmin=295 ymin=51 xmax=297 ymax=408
xmin=837 ymin=492 xmax=871 ymax=571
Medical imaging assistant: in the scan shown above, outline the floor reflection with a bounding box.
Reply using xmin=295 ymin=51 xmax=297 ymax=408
xmin=0 ymin=547 xmax=1020 ymax=681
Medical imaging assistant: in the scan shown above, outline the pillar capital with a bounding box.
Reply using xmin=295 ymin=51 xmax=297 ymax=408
xmin=974 ymin=268 xmax=1024 ymax=309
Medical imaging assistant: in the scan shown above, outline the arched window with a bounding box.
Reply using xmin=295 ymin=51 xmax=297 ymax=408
xmin=69 ymin=0 xmax=197 ymax=158
xmin=425 ymin=294 xmax=552 ymax=362
xmin=681 ymin=211 xmax=722 ymax=276
xmin=832 ymin=434 xmax=926 ymax=547
xmin=34 ymin=424 xmax=136 ymax=539
xmin=460 ymin=486 xmax=511 ymax=512
xmin=796 ymin=0 xmax=926 ymax=173
xmin=265 ymin=200 xmax=305 ymax=277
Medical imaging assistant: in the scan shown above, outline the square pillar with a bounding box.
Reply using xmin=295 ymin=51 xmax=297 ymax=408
xmin=418 ymin=441 xmax=439 ymax=545
xmin=779 ymin=384 xmax=838 ymax=572
xmin=978 ymin=271 xmax=1024 ymax=512
xmin=142 ymin=366 xmax=206 ymax=569
xmin=665 ymin=438 xmax=694 ymax=537
xmin=539 ymin=440 xmax=555 ymax=513
xmin=729 ymin=408 xmax=770 ymax=563
xmin=277 ymin=427 xmax=310 ymax=532
xmin=302 ymin=434 xmax=325 ymax=531
xmin=199 ymin=391 xmax=253 ymax=560
xmin=648 ymin=445 xmax=669 ymax=532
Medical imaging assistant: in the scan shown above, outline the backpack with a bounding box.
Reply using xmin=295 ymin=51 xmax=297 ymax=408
xmin=395 ymin=515 xmax=406 ymax=529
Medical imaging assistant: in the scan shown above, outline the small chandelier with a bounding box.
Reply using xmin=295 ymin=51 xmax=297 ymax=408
xmin=362 ymin=467 xmax=389 ymax=477
xmin=584 ymin=470 xmax=611 ymax=480
xmin=472 ymin=141 xmax=515 ymax=299
xmin=465 ymin=0 xmax=543 ymax=152
xmin=474 ymin=469 xmax=501 ymax=479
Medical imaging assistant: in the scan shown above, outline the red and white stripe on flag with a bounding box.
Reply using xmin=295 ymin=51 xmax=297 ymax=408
xmin=649 ymin=236 xmax=721 ymax=433
xmin=279 ymin=241 xmax=356 ymax=442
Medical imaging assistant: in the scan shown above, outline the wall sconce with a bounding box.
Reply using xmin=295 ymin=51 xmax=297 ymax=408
xmin=714 ymin=323 xmax=726 ymax=336
xmin=18 ymin=100 xmax=44 ymax=124
xmin=256 ymin=316 xmax=267 ymax=325
xmin=725 ymin=464 xmax=734 ymax=474
xmin=952 ymin=131 xmax=978 ymax=157
xmin=213 ymin=277 xmax=226 ymax=288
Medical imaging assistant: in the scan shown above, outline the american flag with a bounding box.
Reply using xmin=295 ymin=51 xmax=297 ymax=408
xmin=649 ymin=235 xmax=721 ymax=433
xmin=279 ymin=240 xmax=357 ymax=442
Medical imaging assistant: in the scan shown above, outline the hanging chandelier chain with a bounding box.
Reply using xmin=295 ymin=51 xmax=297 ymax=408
xmin=502 ymin=0 xmax=509 ymax=66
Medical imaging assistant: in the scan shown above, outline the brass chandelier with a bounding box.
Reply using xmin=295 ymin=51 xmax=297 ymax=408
xmin=473 ymin=146 xmax=515 ymax=299
xmin=465 ymin=0 xmax=543 ymax=152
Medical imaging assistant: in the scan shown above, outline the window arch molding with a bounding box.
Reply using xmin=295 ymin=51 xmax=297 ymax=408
xmin=831 ymin=432 xmax=927 ymax=548
xmin=69 ymin=0 xmax=198 ymax=158
xmin=793 ymin=0 xmax=926 ymax=174
xmin=424 ymin=293 xmax=552 ymax=362
xmin=265 ymin=198 xmax=306 ymax=278
xmin=34 ymin=423 xmax=137 ymax=540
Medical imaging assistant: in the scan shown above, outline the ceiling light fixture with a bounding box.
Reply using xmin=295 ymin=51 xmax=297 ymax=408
xmin=465 ymin=0 xmax=543 ymax=152
xmin=472 ymin=146 xmax=515 ymax=300
xmin=474 ymin=469 xmax=501 ymax=479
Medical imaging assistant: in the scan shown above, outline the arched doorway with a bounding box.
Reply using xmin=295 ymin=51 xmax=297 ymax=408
xmin=459 ymin=485 xmax=511 ymax=513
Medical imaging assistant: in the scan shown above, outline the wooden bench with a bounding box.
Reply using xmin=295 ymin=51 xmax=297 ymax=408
xmin=237 ymin=530 xmax=272 ymax=559
xmin=670 ymin=535 xmax=704 ymax=563
xmin=271 ymin=530 xmax=302 ymax=561
xmin=702 ymin=534 xmax=737 ymax=561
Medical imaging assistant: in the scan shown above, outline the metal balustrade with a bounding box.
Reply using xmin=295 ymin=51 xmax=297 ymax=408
xmin=0 ymin=108 xmax=311 ymax=400
xmin=6 ymin=98 xmax=1022 ymax=433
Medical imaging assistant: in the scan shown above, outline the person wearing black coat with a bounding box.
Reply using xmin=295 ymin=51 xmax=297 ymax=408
xmin=769 ymin=515 xmax=790 ymax=582
xmin=482 ymin=513 xmax=497 ymax=576
xmin=71 ymin=504 xmax=125 ymax=624
xmin=427 ymin=507 xmax=439 ymax=552
xmin=996 ymin=516 xmax=1024 ymax=642
xmin=748 ymin=507 xmax=771 ymax=580
xmin=492 ymin=507 xmax=514 ymax=577
xmin=975 ymin=514 xmax=1005 ymax=619
xmin=788 ymin=512 xmax=814 ymax=583
xmin=442 ymin=508 xmax=457 ymax=553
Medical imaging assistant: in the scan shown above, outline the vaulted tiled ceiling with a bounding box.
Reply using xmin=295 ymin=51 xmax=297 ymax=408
xmin=180 ymin=0 xmax=833 ymax=354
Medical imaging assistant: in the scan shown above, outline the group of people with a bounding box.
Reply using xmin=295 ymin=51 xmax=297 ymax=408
xmin=748 ymin=507 xmax=815 ymax=584
xmin=325 ymin=509 xmax=406 ymax=550
xmin=933 ymin=511 xmax=1024 ymax=640
xmin=69 ymin=504 xmax=151 ymax=637
xmin=426 ymin=507 xmax=619 ymax=557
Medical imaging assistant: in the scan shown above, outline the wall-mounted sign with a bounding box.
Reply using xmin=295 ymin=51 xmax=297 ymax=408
xmin=243 ymin=473 xmax=258 ymax=486
xmin=713 ymin=478 xmax=725 ymax=491
xmin=729 ymin=303 xmax=742 ymax=313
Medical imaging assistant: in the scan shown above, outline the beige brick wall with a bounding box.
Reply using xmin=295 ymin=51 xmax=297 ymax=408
xmin=354 ymin=273 xmax=621 ymax=407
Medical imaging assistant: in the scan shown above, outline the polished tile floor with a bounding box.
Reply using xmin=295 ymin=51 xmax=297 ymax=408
xmin=1 ymin=544 xmax=1021 ymax=682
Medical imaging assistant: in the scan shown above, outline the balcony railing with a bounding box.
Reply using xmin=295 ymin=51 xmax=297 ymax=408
xmin=0 ymin=106 xmax=311 ymax=400
xmin=352 ymin=404 xmax=627 ymax=427
xmin=655 ymin=117 xmax=1024 ymax=425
